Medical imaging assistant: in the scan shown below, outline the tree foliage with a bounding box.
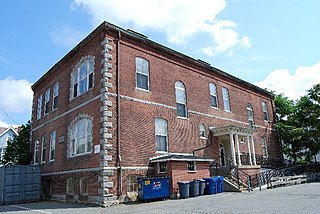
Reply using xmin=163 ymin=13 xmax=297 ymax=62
xmin=1 ymin=121 xmax=32 ymax=165
xmin=275 ymin=84 xmax=320 ymax=164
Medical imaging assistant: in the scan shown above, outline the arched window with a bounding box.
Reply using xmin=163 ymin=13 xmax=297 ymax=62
xmin=155 ymin=118 xmax=168 ymax=152
xmin=34 ymin=139 xmax=39 ymax=164
xmin=247 ymin=104 xmax=255 ymax=129
xmin=71 ymin=56 xmax=95 ymax=99
xmin=175 ymin=81 xmax=187 ymax=118
xmin=66 ymin=178 xmax=75 ymax=195
xmin=136 ymin=57 xmax=150 ymax=90
xmin=262 ymin=101 xmax=269 ymax=121
xmin=199 ymin=124 xmax=206 ymax=138
xmin=68 ymin=117 xmax=93 ymax=156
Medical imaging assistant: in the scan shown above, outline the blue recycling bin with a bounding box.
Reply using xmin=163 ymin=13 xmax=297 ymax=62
xmin=216 ymin=176 xmax=224 ymax=193
xmin=204 ymin=178 xmax=217 ymax=195
xmin=178 ymin=181 xmax=190 ymax=199
xmin=137 ymin=177 xmax=170 ymax=201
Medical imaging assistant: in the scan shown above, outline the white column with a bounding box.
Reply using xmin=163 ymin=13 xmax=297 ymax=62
xmin=229 ymin=133 xmax=236 ymax=166
xmin=235 ymin=134 xmax=242 ymax=166
xmin=250 ymin=136 xmax=257 ymax=165
xmin=247 ymin=136 xmax=253 ymax=165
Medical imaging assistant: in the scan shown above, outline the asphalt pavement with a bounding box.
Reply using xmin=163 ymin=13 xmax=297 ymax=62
xmin=1 ymin=183 xmax=319 ymax=214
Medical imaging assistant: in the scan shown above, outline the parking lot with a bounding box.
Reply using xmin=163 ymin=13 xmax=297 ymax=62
xmin=1 ymin=183 xmax=320 ymax=214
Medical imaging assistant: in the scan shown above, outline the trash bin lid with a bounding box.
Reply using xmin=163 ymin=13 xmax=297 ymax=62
xmin=178 ymin=181 xmax=190 ymax=184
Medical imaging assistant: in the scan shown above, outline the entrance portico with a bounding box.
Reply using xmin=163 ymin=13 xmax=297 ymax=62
xmin=209 ymin=125 xmax=258 ymax=167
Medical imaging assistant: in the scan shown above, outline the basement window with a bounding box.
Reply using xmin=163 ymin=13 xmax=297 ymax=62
xmin=158 ymin=162 xmax=167 ymax=173
xmin=188 ymin=161 xmax=196 ymax=171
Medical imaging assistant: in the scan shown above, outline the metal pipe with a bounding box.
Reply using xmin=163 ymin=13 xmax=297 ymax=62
xmin=116 ymin=30 xmax=122 ymax=196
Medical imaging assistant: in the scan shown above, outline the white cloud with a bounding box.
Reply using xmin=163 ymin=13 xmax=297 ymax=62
xmin=0 ymin=77 xmax=33 ymax=114
xmin=72 ymin=0 xmax=250 ymax=56
xmin=50 ymin=25 xmax=85 ymax=48
xmin=255 ymin=62 xmax=320 ymax=100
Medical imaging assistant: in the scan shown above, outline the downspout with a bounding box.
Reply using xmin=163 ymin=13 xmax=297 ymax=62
xmin=117 ymin=30 xmax=122 ymax=196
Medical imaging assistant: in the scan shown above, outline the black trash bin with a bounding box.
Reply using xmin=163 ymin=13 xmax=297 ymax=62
xmin=178 ymin=181 xmax=190 ymax=199
xmin=190 ymin=180 xmax=200 ymax=197
xmin=198 ymin=179 xmax=206 ymax=196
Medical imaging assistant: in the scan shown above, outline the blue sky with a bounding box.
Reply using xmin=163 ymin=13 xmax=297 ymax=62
xmin=0 ymin=0 xmax=319 ymax=127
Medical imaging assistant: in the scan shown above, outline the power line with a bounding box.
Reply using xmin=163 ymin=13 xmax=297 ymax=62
xmin=0 ymin=106 xmax=19 ymax=125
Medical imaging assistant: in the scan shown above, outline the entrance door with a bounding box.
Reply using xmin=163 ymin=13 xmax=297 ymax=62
xmin=219 ymin=144 xmax=226 ymax=166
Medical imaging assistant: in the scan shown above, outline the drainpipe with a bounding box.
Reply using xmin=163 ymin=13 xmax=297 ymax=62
xmin=117 ymin=30 xmax=122 ymax=196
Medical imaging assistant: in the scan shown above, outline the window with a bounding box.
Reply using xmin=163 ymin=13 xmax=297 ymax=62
xmin=222 ymin=87 xmax=230 ymax=111
xmin=0 ymin=147 xmax=6 ymax=161
xmin=155 ymin=118 xmax=168 ymax=152
xmin=66 ymin=178 xmax=75 ymax=195
xmin=209 ymin=83 xmax=218 ymax=108
xmin=261 ymin=136 xmax=268 ymax=157
xmin=158 ymin=162 xmax=167 ymax=173
xmin=49 ymin=130 xmax=56 ymax=161
xmin=44 ymin=88 xmax=50 ymax=115
xmin=262 ymin=101 xmax=269 ymax=121
xmin=37 ymin=95 xmax=42 ymax=120
xmin=136 ymin=57 xmax=150 ymax=90
xmin=247 ymin=104 xmax=255 ymax=129
xmin=80 ymin=177 xmax=89 ymax=195
xmin=34 ymin=140 xmax=39 ymax=164
xmin=41 ymin=135 xmax=47 ymax=163
xmin=127 ymin=175 xmax=140 ymax=192
xmin=71 ymin=56 xmax=94 ymax=99
xmin=175 ymin=81 xmax=187 ymax=118
xmin=52 ymin=82 xmax=59 ymax=110
xmin=187 ymin=161 xmax=196 ymax=171
xmin=199 ymin=124 xmax=206 ymax=138
xmin=69 ymin=117 xmax=93 ymax=156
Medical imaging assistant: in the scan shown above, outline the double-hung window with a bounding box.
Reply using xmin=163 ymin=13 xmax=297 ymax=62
xmin=188 ymin=161 xmax=196 ymax=171
xmin=37 ymin=95 xmax=42 ymax=120
xmin=200 ymin=124 xmax=206 ymax=138
xmin=34 ymin=140 xmax=39 ymax=164
xmin=71 ymin=57 xmax=94 ymax=99
xmin=222 ymin=87 xmax=230 ymax=112
xmin=175 ymin=81 xmax=187 ymax=118
xmin=209 ymin=83 xmax=218 ymax=108
xmin=49 ymin=130 xmax=56 ymax=161
xmin=155 ymin=118 xmax=168 ymax=152
xmin=44 ymin=88 xmax=50 ymax=115
xmin=262 ymin=101 xmax=269 ymax=121
xmin=136 ymin=57 xmax=150 ymax=90
xmin=158 ymin=162 xmax=167 ymax=173
xmin=41 ymin=135 xmax=47 ymax=163
xmin=261 ymin=136 xmax=268 ymax=157
xmin=247 ymin=104 xmax=255 ymax=129
xmin=69 ymin=117 xmax=93 ymax=156
xmin=52 ymin=82 xmax=59 ymax=110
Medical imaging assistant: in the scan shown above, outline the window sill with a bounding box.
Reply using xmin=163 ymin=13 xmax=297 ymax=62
xmin=158 ymin=171 xmax=167 ymax=174
xmin=156 ymin=151 xmax=168 ymax=154
xmin=177 ymin=116 xmax=188 ymax=120
xmin=52 ymin=108 xmax=57 ymax=112
xmin=224 ymin=110 xmax=231 ymax=113
xmin=69 ymin=151 xmax=92 ymax=159
xmin=200 ymin=137 xmax=207 ymax=140
xmin=70 ymin=88 xmax=94 ymax=101
xmin=211 ymin=106 xmax=219 ymax=110
xmin=136 ymin=87 xmax=150 ymax=93
xmin=188 ymin=170 xmax=197 ymax=173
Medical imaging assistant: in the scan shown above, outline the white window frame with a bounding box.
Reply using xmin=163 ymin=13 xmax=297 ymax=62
xmin=187 ymin=161 xmax=196 ymax=171
xmin=158 ymin=162 xmax=167 ymax=173
xmin=199 ymin=124 xmax=207 ymax=139
xmin=262 ymin=101 xmax=269 ymax=121
xmin=209 ymin=83 xmax=218 ymax=108
xmin=71 ymin=56 xmax=95 ymax=99
xmin=135 ymin=57 xmax=150 ymax=91
xmin=52 ymin=82 xmax=59 ymax=111
xmin=37 ymin=95 xmax=43 ymax=120
xmin=261 ymin=136 xmax=268 ymax=157
xmin=41 ymin=135 xmax=47 ymax=163
xmin=222 ymin=87 xmax=231 ymax=112
xmin=69 ymin=117 xmax=93 ymax=157
xmin=175 ymin=81 xmax=187 ymax=118
xmin=34 ymin=139 xmax=39 ymax=164
xmin=49 ymin=130 xmax=56 ymax=161
xmin=247 ymin=104 xmax=255 ymax=129
xmin=155 ymin=118 xmax=168 ymax=153
xmin=44 ymin=88 xmax=50 ymax=115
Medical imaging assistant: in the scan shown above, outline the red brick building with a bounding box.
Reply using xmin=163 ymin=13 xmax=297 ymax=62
xmin=31 ymin=22 xmax=282 ymax=205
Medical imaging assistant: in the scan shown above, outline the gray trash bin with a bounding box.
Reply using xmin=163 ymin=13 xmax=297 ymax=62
xmin=178 ymin=181 xmax=190 ymax=199
xmin=190 ymin=180 xmax=200 ymax=197
xmin=198 ymin=179 xmax=206 ymax=196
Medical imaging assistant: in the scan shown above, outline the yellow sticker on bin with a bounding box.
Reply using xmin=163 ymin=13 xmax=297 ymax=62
xmin=145 ymin=180 xmax=150 ymax=185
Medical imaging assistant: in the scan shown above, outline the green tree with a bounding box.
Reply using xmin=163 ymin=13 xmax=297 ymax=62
xmin=1 ymin=121 xmax=32 ymax=165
